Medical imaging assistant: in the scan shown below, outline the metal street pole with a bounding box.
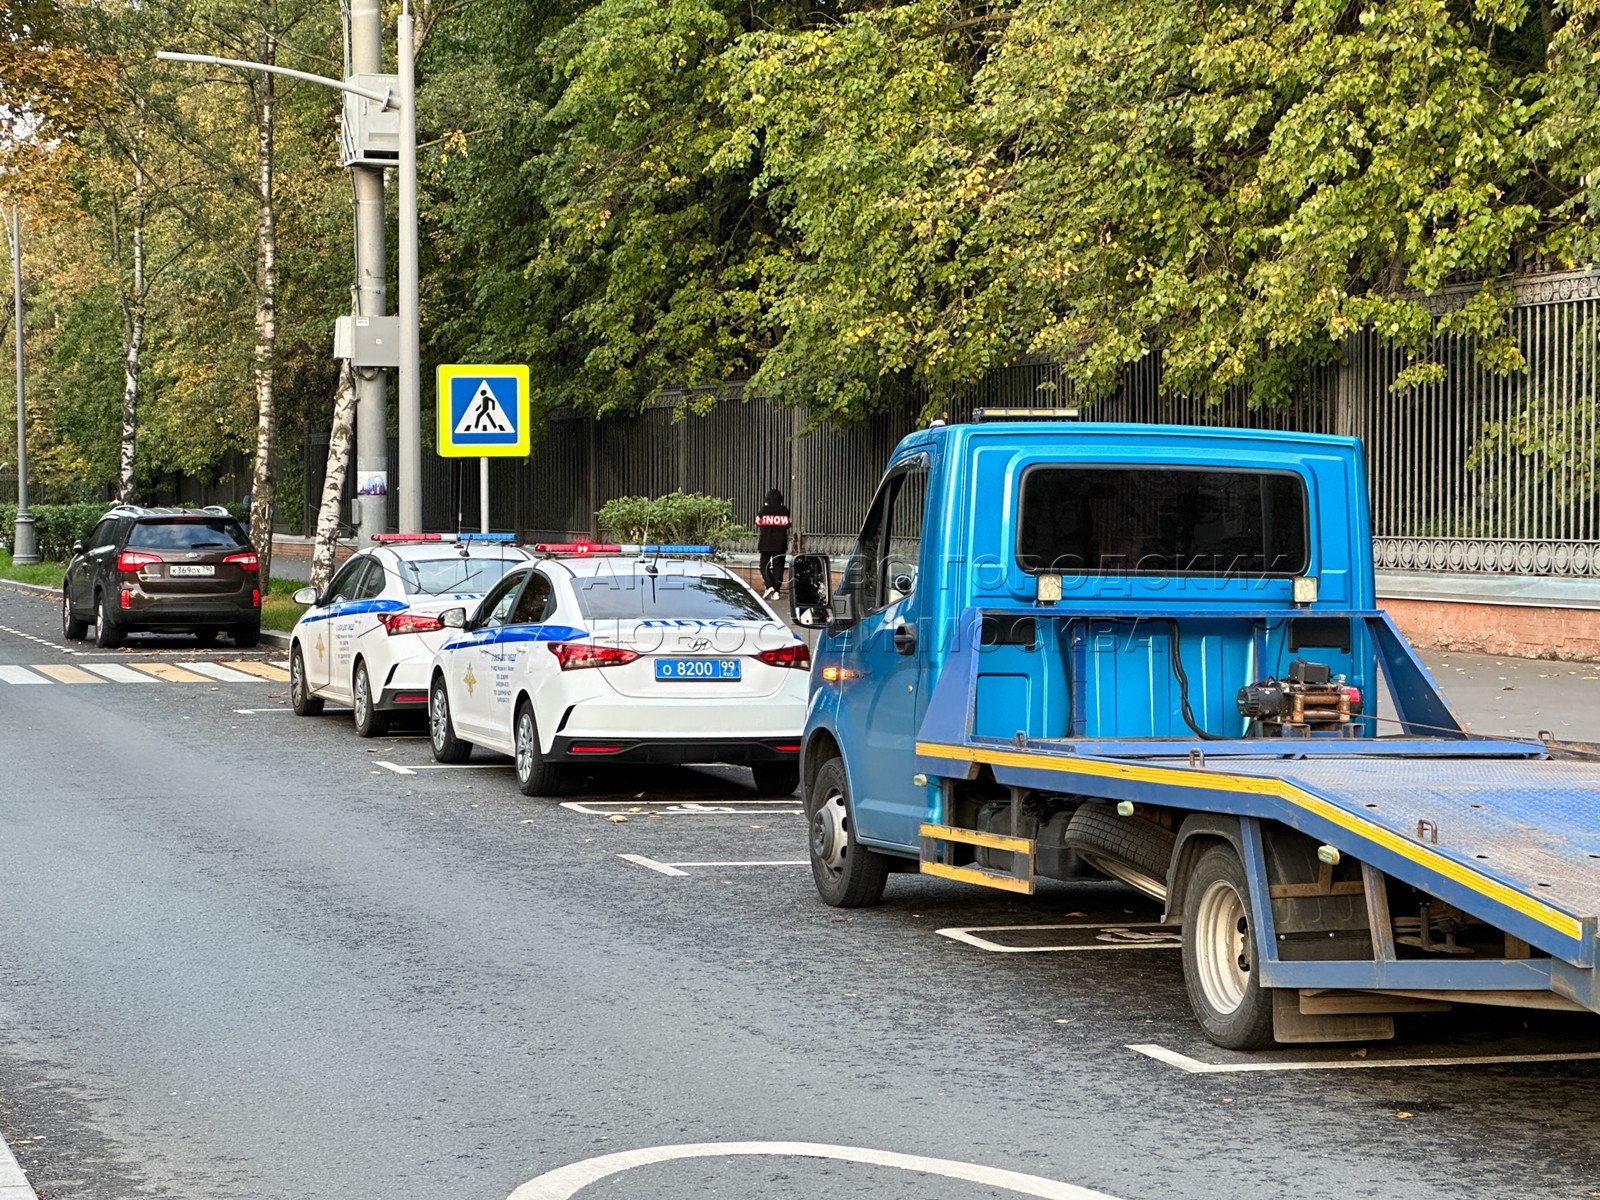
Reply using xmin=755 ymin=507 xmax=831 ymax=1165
xmin=349 ymin=0 xmax=388 ymax=546
xmin=10 ymin=205 xmax=37 ymax=565
xmin=396 ymin=2 xmax=421 ymax=533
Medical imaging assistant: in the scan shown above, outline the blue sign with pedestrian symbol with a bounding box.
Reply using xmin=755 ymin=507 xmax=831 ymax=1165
xmin=436 ymin=364 xmax=531 ymax=457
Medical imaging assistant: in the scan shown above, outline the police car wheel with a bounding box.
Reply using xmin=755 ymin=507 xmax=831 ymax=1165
xmin=62 ymin=591 xmax=88 ymax=641
xmin=290 ymin=645 xmax=324 ymax=716
xmin=429 ymin=676 xmax=471 ymax=763
xmin=1181 ymin=842 xmax=1276 ymax=1050
xmin=807 ymin=757 xmax=888 ymax=908
xmin=514 ymin=702 xmax=567 ymax=798
xmin=94 ymin=591 xmax=124 ymax=649
xmin=352 ymin=661 xmax=389 ymax=738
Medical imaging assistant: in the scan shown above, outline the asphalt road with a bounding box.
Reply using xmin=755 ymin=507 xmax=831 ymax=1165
xmin=1 ymin=581 xmax=1598 ymax=1200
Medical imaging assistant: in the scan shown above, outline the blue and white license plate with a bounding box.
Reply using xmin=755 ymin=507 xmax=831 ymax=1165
xmin=655 ymin=657 xmax=742 ymax=682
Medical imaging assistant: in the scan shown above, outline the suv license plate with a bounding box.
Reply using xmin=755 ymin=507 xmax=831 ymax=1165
xmin=168 ymin=564 xmax=215 ymax=577
xmin=655 ymin=657 xmax=741 ymax=682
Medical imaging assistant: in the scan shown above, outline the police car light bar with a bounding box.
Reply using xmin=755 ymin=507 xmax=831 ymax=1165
xmin=630 ymin=544 xmax=714 ymax=555
xmin=532 ymin=543 xmax=714 ymax=555
xmin=372 ymin=532 xmax=518 ymax=543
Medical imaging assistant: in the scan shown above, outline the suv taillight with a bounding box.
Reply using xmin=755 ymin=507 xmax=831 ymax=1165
xmin=378 ymin=611 xmax=444 ymax=636
xmin=756 ymin=643 xmax=812 ymax=670
xmin=548 ymin=642 xmax=639 ymax=670
xmin=224 ymin=552 xmax=259 ymax=572
xmin=117 ymin=551 xmax=162 ymax=572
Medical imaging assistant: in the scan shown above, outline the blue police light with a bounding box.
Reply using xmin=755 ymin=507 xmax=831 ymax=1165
xmin=456 ymin=532 xmax=517 ymax=542
xmin=626 ymin=544 xmax=714 ymax=555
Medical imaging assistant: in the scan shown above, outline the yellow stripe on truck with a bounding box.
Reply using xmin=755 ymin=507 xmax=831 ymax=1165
xmin=916 ymin=741 xmax=1585 ymax=942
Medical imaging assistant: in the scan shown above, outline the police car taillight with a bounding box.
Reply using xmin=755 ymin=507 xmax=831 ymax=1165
xmin=548 ymin=642 xmax=639 ymax=670
xmin=117 ymin=551 xmax=161 ymax=572
xmin=378 ymin=611 xmax=445 ymax=636
xmin=755 ymin=643 xmax=811 ymax=670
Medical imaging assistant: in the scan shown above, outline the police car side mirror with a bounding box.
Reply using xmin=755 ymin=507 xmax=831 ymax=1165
xmin=439 ymin=607 xmax=467 ymax=629
xmin=789 ymin=553 xmax=833 ymax=629
xmin=292 ymin=587 xmax=317 ymax=606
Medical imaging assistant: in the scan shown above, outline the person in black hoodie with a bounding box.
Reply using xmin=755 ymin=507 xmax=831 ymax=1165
xmin=755 ymin=488 xmax=792 ymax=599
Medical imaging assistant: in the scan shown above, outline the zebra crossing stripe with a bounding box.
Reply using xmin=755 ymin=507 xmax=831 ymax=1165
xmin=81 ymin=663 xmax=156 ymax=683
xmin=177 ymin=661 xmax=260 ymax=684
xmin=0 ymin=665 xmax=47 ymax=685
xmin=129 ymin=662 xmax=210 ymax=683
xmin=33 ymin=664 xmax=104 ymax=684
xmin=222 ymin=660 xmax=291 ymax=682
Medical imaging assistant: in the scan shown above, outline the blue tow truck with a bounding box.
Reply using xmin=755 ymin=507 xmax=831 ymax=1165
xmin=787 ymin=416 xmax=1600 ymax=1049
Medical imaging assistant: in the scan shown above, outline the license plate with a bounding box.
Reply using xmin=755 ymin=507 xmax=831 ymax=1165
xmin=168 ymin=565 xmax=215 ymax=577
xmin=655 ymin=657 xmax=741 ymax=682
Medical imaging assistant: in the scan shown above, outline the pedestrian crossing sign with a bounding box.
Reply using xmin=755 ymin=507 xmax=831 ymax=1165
xmin=437 ymin=364 xmax=531 ymax=457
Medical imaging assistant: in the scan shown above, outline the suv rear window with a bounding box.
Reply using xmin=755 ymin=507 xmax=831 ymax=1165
xmin=572 ymin=571 xmax=767 ymax=621
xmin=1016 ymin=466 xmax=1308 ymax=576
xmin=398 ymin=557 xmax=522 ymax=596
xmin=126 ymin=519 xmax=251 ymax=552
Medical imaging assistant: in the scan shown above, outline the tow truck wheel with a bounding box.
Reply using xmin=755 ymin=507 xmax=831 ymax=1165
xmin=1182 ymin=843 xmax=1275 ymax=1050
xmin=428 ymin=677 xmax=471 ymax=763
xmin=514 ymin=701 xmax=567 ymax=797
xmin=807 ymin=757 xmax=888 ymax=907
xmin=289 ymin=645 xmax=324 ymax=716
xmin=1063 ymin=803 xmax=1174 ymax=902
xmin=352 ymin=660 xmax=389 ymax=738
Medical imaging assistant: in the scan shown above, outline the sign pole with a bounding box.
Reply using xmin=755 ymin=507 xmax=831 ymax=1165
xmin=480 ymin=456 xmax=489 ymax=534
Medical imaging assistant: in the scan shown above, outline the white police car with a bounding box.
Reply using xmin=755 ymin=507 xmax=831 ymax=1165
xmin=288 ymin=534 xmax=531 ymax=736
xmin=425 ymin=545 xmax=809 ymax=796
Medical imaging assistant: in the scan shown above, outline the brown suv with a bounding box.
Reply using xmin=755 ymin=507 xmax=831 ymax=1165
xmin=62 ymin=505 xmax=262 ymax=648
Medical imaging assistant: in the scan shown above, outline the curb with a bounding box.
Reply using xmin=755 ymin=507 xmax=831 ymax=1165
xmin=0 ymin=1127 xmax=34 ymax=1200
xmin=0 ymin=577 xmax=57 ymax=597
xmin=261 ymin=629 xmax=291 ymax=650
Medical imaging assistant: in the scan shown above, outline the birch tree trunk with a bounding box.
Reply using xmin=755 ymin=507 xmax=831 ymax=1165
xmin=310 ymin=358 xmax=357 ymax=594
xmin=117 ymin=157 xmax=144 ymax=504
xmin=247 ymin=6 xmax=278 ymax=582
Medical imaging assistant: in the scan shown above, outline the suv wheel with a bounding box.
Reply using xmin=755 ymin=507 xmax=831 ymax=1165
xmin=94 ymin=591 xmax=125 ymax=648
xmin=232 ymin=625 xmax=261 ymax=649
xmin=352 ymin=661 xmax=389 ymax=738
xmin=62 ymin=590 xmax=88 ymax=641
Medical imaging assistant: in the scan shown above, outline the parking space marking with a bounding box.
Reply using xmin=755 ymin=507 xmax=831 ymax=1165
xmin=619 ymin=854 xmax=807 ymax=876
xmin=129 ymin=662 xmax=210 ymax=683
xmin=1129 ymin=1042 xmax=1600 ymax=1074
xmin=506 ymin=1140 xmax=1121 ymax=1200
xmin=938 ymin=922 xmax=1182 ymax=954
xmin=0 ymin=666 xmax=48 ymax=685
xmin=32 ymin=663 xmax=104 ymax=684
xmin=562 ymin=799 xmax=802 ymax=817
xmin=178 ymin=660 xmax=261 ymax=684
xmin=221 ymin=660 xmax=291 ymax=682
xmin=374 ymin=760 xmax=509 ymax=775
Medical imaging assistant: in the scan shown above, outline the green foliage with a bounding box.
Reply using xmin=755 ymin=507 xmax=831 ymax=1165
xmin=0 ymin=549 xmax=67 ymax=588
xmin=597 ymin=490 xmax=750 ymax=548
xmin=0 ymin=501 xmax=113 ymax=561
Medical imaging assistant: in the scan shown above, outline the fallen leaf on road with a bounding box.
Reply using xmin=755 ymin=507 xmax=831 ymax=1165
xmin=1395 ymin=1112 xmax=1413 ymax=1119
xmin=607 ymin=814 xmax=628 ymax=823
xmin=520 ymin=819 xmax=536 ymax=825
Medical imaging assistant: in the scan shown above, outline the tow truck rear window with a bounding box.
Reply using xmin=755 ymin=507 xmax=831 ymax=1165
xmin=572 ymin=571 xmax=767 ymax=621
xmin=1016 ymin=466 xmax=1308 ymax=576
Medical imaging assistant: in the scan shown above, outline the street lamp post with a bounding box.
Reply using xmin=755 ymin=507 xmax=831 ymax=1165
xmin=9 ymin=204 xmax=38 ymax=565
xmin=156 ymin=15 xmax=423 ymax=536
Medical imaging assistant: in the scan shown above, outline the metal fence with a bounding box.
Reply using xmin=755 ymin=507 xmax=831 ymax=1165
xmin=295 ymin=267 xmax=1600 ymax=580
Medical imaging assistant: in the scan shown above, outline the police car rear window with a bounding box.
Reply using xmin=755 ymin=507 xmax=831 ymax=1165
xmin=1016 ymin=466 xmax=1309 ymax=576
xmin=572 ymin=572 xmax=767 ymax=621
xmin=126 ymin=519 xmax=251 ymax=552
xmin=399 ymin=557 xmax=521 ymax=596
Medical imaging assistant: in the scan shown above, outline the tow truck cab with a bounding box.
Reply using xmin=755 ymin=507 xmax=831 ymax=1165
xmin=790 ymin=420 xmax=1600 ymax=1049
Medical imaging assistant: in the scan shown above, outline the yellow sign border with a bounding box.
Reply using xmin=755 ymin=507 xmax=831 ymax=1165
xmin=436 ymin=363 xmax=531 ymax=457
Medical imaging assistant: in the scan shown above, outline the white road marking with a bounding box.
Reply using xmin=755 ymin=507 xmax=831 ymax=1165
xmin=374 ymin=760 xmax=509 ymax=775
xmin=617 ymin=855 xmax=690 ymax=877
xmin=506 ymin=1141 xmax=1122 ymax=1200
xmin=178 ymin=661 xmax=260 ymax=684
xmin=233 ymin=708 xmax=292 ymax=715
xmin=938 ymin=923 xmax=1182 ymax=954
xmin=1129 ymin=1042 xmax=1600 ymax=1074
xmin=562 ymin=799 xmax=801 ymax=817
xmin=0 ymin=666 xmax=47 ymax=685
xmin=79 ymin=663 xmax=157 ymax=683
xmin=0 ymin=623 xmax=83 ymax=656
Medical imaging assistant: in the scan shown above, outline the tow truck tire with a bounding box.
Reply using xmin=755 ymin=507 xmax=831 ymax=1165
xmin=807 ymin=757 xmax=889 ymax=908
xmin=290 ymin=645 xmax=324 ymax=716
xmin=1063 ymin=803 xmax=1175 ymax=902
xmin=751 ymin=762 xmax=800 ymax=796
xmin=429 ymin=676 xmax=471 ymax=763
xmin=352 ymin=660 xmax=389 ymax=738
xmin=94 ymin=591 xmax=125 ymax=648
xmin=62 ymin=591 xmax=88 ymax=641
xmin=514 ymin=701 xmax=567 ymax=797
xmin=1181 ymin=842 xmax=1276 ymax=1051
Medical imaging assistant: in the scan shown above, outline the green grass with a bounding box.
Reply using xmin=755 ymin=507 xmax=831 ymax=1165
xmin=0 ymin=550 xmax=66 ymax=588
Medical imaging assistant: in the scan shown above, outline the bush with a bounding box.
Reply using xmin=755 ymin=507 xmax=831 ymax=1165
xmin=597 ymin=491 xmax=750 ymax=551
xmin=0 ymin=501 xmax=112 ymax=561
